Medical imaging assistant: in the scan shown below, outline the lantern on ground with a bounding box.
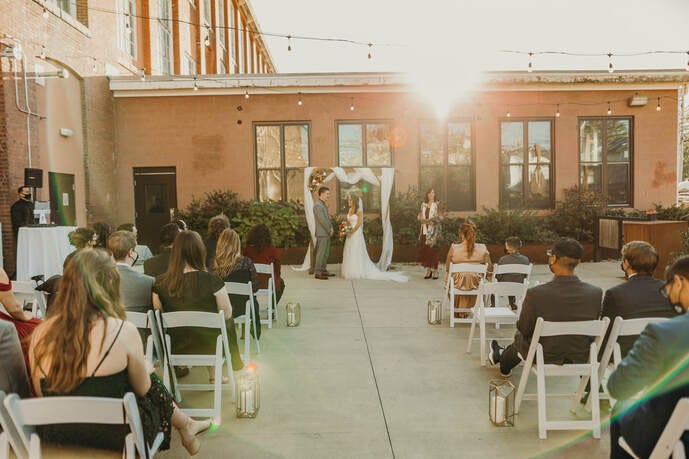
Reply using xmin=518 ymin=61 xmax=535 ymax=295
xmin=427 ymin=300 xmax=442 ymax=325
xmin=286 ymin=302 xmax=301 ymax=327
xmin=488 ymin=378 xmax=515 ymax=426
xmin=236 ymin=363 xmax=260 ymax=418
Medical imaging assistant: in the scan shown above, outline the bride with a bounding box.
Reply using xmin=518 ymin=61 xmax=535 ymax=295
xmin=341 ymin=195 xmax=408 ymax=282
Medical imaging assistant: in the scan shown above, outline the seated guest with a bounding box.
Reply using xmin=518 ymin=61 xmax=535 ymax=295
xmin=64 ymin=226 xmax=97 ymax=268
xmin=488 ymin=238 xmax=602 ymax=376
xmin=144 ymin=223 xmax=181 ymax=278
xmin=108 ymin=231 xmax=154 ymax=314
xmin=602 ymin=241 xmax=679 ymax=358
xmin=0 ymin=320 xmax=30 ymax=397
xmin=608 ymin=256 xmax=689 ymax=458
xmin=91 ymin=221 xmax=112 ymax=249
xmin=244 ymin=223 xmax=286 ymax=305
xmin=205 ymin=214 xmax=230 ymax=269
xmin=152 ymin=231 xmax=245 ymax=378
xmin=28 ymin=249 xmax=209 ymax=454
xmin=214 ymin=229 xmax=261 ymax=339
xmin=117 ymin=223 xmax=153 ymax=264
xmin=174 ymin=219 xmax=188 ymax=231
xmin=445 ymin=221 xmax=491 ymax=315
xmin=495 ymin=236 xmax=530 ymax=310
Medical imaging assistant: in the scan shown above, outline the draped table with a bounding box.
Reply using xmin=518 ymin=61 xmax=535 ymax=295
xmin=16 ymin=226 xmax=76 ymax=280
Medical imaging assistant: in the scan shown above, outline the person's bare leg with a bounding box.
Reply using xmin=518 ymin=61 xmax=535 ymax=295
xmin=171 ymin=404 xmax=210 ymax=456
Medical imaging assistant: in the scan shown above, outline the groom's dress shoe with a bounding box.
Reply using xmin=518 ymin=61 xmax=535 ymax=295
xmin=315 ymin=274 xmax=329 ymax=280
xmin=323 ymin=271 xmax=336 ymax=277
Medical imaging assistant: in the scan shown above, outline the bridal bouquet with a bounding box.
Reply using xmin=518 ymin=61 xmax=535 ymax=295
xmin=338 ymin=221 xmax=353 ymax=240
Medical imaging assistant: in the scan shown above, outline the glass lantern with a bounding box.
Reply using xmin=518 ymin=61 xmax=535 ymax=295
xmin=236 ymin=363 xmax=260 ymax=418
xmin=427 ymin=300 xmax=442 ymax=325
xmin=286 ymin=302 xmax=301 ymax=327
xmin=488 ymin=378 xmax=515 ymax=426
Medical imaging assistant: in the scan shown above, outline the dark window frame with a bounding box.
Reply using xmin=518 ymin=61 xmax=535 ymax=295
xmin=417 ymin=118 xmax=476 ymax=212
xmin=253 ymin=121 xmax=311 ymax=202
xmin=499 ymin=117 xmax=556 ymax=209
xmin=578 ymin=116 xmax=634 ymax=207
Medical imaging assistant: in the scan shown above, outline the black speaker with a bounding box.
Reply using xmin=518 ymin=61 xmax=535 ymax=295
xmin=24 ymin=168 xmax=43 ymax=188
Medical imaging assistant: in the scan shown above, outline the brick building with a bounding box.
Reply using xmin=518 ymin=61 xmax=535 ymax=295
xmin=0 ymin=0 xmax=273 ymax=271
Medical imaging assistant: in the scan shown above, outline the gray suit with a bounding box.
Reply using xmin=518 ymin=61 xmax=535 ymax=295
xmin=0 ymin=321 xmax=30 ymax=397
xmin=313 ymin=199 xmax=333 ymax=275
xmin=117 ymin=264 xmax=154 ymax=313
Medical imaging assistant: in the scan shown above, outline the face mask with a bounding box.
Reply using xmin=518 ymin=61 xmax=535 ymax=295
xmin=620 ymin=262 xmax=629 ymax=279
xmin=130 ymin=251 xmax=139 ymax=266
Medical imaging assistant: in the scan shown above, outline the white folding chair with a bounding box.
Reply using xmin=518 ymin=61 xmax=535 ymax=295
xmin=466 ymin=281 xmax=526 ymax=365
xmin=619 ymin=397 xmax=689 ymax=459
xmin=0 ymin=391 xmax=26 ymax=459
xmin=492 ymin=263 xmax=533 ymax=286
xmin=3 ymin=392 xmax=163 ymax=459
xmin=30 ymin=292 xmax=47 ymax=320
xmin=158 ymin=310 xmax=234 ymax=422
xmin=11 ymin=282 xmax=37 ymax=318
xmin=225 ymin=282 xmax=260 ymax=359
xmin=445 ymin=263 xmax=488 ymax=327
xmin=125 ymin=311 xmax=158 ymax=364
xmin=514 ymin=317 xmax=610 ymax=439
xmin=254 ymin=263 xmax=277 ymax=328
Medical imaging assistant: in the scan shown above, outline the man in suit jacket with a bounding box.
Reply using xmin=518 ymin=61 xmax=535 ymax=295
xmin=313 ymin=187 xmax=333 ymax=280
xmin=601 ymin=241 xmax=678 ymax=357
xmin=608 ymin=256 xmax=689 ymax=458
xmin=143 ymin=223 xmax=181 ymax=278
xmin=0 ymin=320 xmax=30 ymax=397
xmin=489 ymin=238 xmax=602 ymax=376
xmin=109 ymin=231 xmax=154 ymax=313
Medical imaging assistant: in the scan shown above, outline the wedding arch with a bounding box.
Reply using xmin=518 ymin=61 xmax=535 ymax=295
xmin=296 ymin=167 xmax=396 ymax=271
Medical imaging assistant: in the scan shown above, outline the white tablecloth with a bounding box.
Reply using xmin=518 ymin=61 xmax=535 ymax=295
xmin=16 ymin=226 xmax=76 ymax=280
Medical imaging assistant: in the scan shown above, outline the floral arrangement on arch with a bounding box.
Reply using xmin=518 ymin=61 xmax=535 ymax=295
xmin=308 ymin=168 xmax=331 ymax=193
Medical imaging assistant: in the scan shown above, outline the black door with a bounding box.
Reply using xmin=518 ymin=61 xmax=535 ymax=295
xmin=133 ymin=167 xmax=177 ymax=253
xmin=48 ymin=172 xmax=76 ymax=225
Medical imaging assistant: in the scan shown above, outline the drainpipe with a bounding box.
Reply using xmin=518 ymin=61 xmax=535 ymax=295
xmin=12 ymin=59 xmax=43 ymax=168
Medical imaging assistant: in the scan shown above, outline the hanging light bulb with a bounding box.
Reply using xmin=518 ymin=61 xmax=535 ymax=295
xmin=607 ymin=102 xmax=612 ymax=115
xmin=506 ymin=106 xmax=511 ymax=118
xmin=527 ymin=51 xmax=534 ymax=73
xmin=244 ymin=90 xmax=250 ymax=99
xmin=193 ymin=77 xmax=199 ymax=91
xmin=607 ymin=53 xmax=614 ymax=73
xmin=92 ymin=57 xmax=97 ymax=73
xmin=39 ymin=44 xmax=46 ymax=59
xmin=350 ymin=97 xmax=355 ymax=111
xmin=204 ymin=35 xmax=210 ymax=47
xmin=140 ymin=69 xmax=146 ymax=81
xmin=42 ymin=6 xmax=49 ymax=18
xmin=297 ymin=93 xmax=302 ymax=106
xmin=656 ymin=97 xmax=661 ymax=111
xmin=125 ymin=13 xmax=131 ymax=34
xmin=556 ymin=104 xmax=560 ymax=117
xmin=367 ymin=43 xmax=373 ymax=60
xmin=287 ymin=35 xmax=292 ymax=52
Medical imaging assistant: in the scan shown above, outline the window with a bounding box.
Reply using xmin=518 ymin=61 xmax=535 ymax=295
xmin=157 ymin=0 xmax=172 ymax=75
xmin=228 ymin=1 xmax=236 ymax=71
xmin=500 ymin=119 xmax=553 ymax=209
xmin=337 ymin=121 xmax=393 ymax=212
xmin=419 ymin=120 xmax=474 ymax=211
xmin=117 ymin=0 xmax=137 ymax=59
xmin=185 ymin=54 xmax=196 ymax=75
xmin=53 ymin=0 xmax=77 ymax=17
xmin=255 ymin=123 xmax=310 ymax=202
xmin=579 ymin=117 xmax=632 ymax=206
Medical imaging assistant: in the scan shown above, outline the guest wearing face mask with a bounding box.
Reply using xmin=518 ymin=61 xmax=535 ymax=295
xmin=108 ymin=231 xmax=153 ymax=314
xmin=10 ymin=186 xmax=34 ymax=240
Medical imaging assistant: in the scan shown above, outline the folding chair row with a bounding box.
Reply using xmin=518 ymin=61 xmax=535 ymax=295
xmin=225 ymin=281 xmax=261 ymax=360
xmin=254 ymin=263 xmax=278 ymax=328
xmin=11 ymin=282 xmax=45 ymax=320
xmin=445 ymin=263 xmax=488 ymax=327
xmin=491 ymin=263 xmax=533 ymax=287
xmin=125 ymin=310 xmax=162 ymax=365
xmin=0 ymin=390 xmax=163 ymax=459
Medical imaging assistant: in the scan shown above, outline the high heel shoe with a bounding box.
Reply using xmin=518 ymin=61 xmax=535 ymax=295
xmin=424 ymin=271 xmax=432 ymax=279
xmin=180 ymin=418 xmax=211 ymax=456
xmin=432 ymin=271 xmax=439 ymax=280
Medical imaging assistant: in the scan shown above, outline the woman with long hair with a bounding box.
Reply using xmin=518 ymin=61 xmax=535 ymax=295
xmin=152 ymin=231 xmax=245 ymax=377
xmin=29 ymin=249 xmax=210 ymax=455
xmin=214 ymin=229 xmax=261 ymax=339
xmin=445 ymin=221 xmax=491 ymax=317
xmin=244 ymin=223 xmax=286 ymax=304
xmin=64 ymin=226 xmax=97 ymax=268
xmin=418 ymin=189 xmax=443 ymax=279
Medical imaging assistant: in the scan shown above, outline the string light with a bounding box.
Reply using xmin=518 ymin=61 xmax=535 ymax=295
xmin=297 ymin=92 xmax=302 ymax=106
xmin=506 ymin=106 xmax=511 ymax=118
xmin=140 ymin=68 xmax=145 ymax=81
xmin=350 ymin=98 xmax=355 ymax=111
xmin=287 ymin=35 xmax=292 ymax=52
xmin=42 ymin=6 xmax=49 ymax=18
xmin=193 ymin=77 xmax=198 ymax=91
xmin=527 ymin=51 xmax=534 ymax=72
xmin=656 ymin=97 xmax=661 ymax=111
xmin=607 ymin=102 xmax=612 ymax=115
xmin=204 ymin=35 xmax=210 ymax=47
xmin=92 ymin=56 xmax=97 ymax=73
xmin=607 ymin=53 xmax=614 ymax=73
xmin=244 ymin=90 xmax=250 ymax=99
xmin=125 ymin=13 xmax=131 ymax=34
xmin=556 ymin=104 xmax=560 ymax=117
xmin=39 ymin=44 xmax=46 ymax=59
xmin=367 ymin=43 xmax=373 ymax=60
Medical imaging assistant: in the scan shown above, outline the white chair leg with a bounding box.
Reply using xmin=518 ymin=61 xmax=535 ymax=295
xmin=213 ymin=340 xmax=223 ymax=424
xmin=0 ymin=432 xmax=8 ymax=459
xmin=536 ymin=359 xmax=547 ymax=439
xmin=124 ymin=433 xmax=135 ymax=459
xmin=479 ymin=315 xmax=486 ymax=366
xmin=673 ymin=441 xmax=686 ymax=459
xmin=515 ymin=357 xmax=532 ymax=414
xmin=29 ymin=433 xmax=41 ymax=459
xmin=267 ymin=288 xmax=273 ymax=329
xmin=590 ymin=362 xmax=601 ymax=439
xmin=466 ymin=314 xmax=476 ymax=354
xmin=244 ymin=317 xmax=251 ymax=362
xmin=251 ymin=304 xmax=261 ymax=354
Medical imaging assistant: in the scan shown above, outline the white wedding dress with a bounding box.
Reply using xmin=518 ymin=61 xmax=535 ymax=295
xmin=341 ymin=212 xmax=408 ymax=282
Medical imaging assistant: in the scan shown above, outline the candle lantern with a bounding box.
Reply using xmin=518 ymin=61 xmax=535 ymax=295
xmin=236 ymin=363 xmax=260 ymax=418
xmin=488 ymin=378 xmax=515 ymax=426
xmin=286 ymin=302 xmax=301 ymax=327
xmin=427 ymin=300 xmax=442 ymax=325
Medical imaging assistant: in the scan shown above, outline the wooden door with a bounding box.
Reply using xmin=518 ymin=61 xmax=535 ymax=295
xmin=48 ymin=172 xmax=76 ymax=225
xmin=133 ymin=167 xmax=177 ymax=253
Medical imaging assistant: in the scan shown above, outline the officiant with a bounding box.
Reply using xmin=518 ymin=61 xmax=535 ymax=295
xmin=418 ymin=189 xmax=443 ymax=280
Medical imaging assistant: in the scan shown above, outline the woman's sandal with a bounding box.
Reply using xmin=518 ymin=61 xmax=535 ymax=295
xmin=432 ymin=271 xmax=439 ymax=280
xmin=424 ymin=271 xmax=432 ymax=279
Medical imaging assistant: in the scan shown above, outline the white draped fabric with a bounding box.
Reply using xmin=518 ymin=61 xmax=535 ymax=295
xmin=295 ymin=167 xmax=395 ymax=271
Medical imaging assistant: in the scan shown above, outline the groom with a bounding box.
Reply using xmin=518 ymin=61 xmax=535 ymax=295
xmin=313 ymin=186 xmax=334 ymax=280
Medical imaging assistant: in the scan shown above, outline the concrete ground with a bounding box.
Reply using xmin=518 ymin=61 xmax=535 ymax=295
xmin=43 ymin=261 xmax=626 ymax=458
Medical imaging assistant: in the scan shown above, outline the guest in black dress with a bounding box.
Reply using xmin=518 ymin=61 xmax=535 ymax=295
xmin=213 ymin=229 xmax=261 ymax=339
xmin=204 ymin=214 xmax=230 ymax=269
xmin=29 ymin=249 xmax=210 ymax=455
xmin=152 ymin=231 xmax=245 ymax=373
